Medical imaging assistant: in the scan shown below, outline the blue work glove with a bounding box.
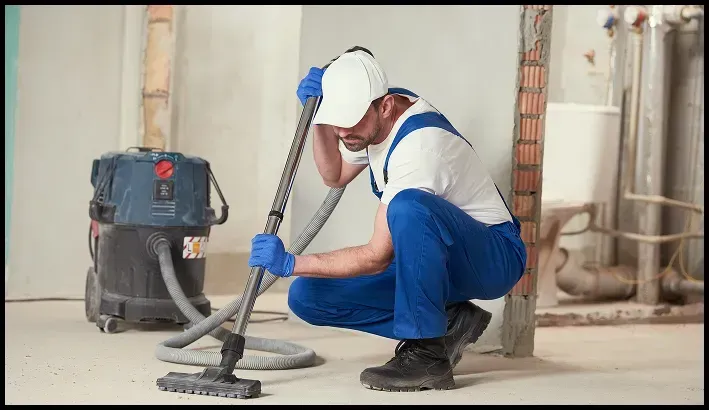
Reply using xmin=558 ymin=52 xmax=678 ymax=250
xmin=296 ymin=67 xmax=324 ymax=106
xmin=248 ymin=234 xmax=295 ymax=278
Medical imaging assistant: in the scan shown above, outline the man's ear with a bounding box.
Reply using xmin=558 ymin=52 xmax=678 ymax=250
xmin=380 ymin=95 xmax=396 ymax=118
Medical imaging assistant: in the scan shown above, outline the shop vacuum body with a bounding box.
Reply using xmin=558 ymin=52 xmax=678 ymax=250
xmin=85 ymin=148 xmax=228 ymax=332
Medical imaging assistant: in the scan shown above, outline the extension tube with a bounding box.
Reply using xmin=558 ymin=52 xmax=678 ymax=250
xmin=153 ymin=186 xmax=346 ymax=370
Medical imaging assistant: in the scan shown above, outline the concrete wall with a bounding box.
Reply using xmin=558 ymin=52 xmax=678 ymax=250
xmin=7 ymin=7 xmax=526 ymax=352
xmin=170 ymin=5 xmax=303 ymax=294
xmin=288 ymin=5 xmax=521 ymax=351
xmin=6 ymin=6 xmax=128 ymax=298
xmin=5 ymin=5 xmax=21 ymax=291
xmin=548 ymin=5 xmax=614 ymax=105
xmin=4 ymin=5 xmax=304 ymax=298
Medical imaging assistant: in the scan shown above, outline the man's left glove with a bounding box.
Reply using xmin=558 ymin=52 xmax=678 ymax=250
xmin=247 ymin=234 xmax=295 ymax=278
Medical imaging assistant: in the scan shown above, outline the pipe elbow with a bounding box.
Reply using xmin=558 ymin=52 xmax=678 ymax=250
xmin=554 ymin=248 xmax=635 ymax=301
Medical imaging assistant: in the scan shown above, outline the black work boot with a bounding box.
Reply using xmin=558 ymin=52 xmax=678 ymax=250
xmin=360 ymin=337 xmax=455 ymax=392
xmin=444 ymin=301 xmax=492 ymax=368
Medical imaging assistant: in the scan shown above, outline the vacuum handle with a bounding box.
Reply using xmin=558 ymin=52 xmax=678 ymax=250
xmin=206 ymin=164 xmax=229 ymax=225
xmin=126 ymin=146 xmax=164 ymax=153
xmin=230 ymin=94 xmax=321 ymax=336
xmin=223 ymin=47 xmax=366 ymax=368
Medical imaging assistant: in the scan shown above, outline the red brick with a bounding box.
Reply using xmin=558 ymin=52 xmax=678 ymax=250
xmin=525 ymin=244 xmax=538 ymax=269
xmin=513 ymin=195 xmax=536 ymax=218
xmin=522 ymin=40 xmax=542 ymax=61
xmin=513 ymin=169 xmax=541 ymax=192
xmin=147 ymin=5 xmax=173 ymax=21
xmin=519 ymin=92 xmax=532 ymax=114
xmin=510 ymin=272 xmax=534 ymax=296
xmin=518 ymin=91 xmax=545 ymax=115
xmin=519 ymin=118 xmax=543 ymax=141
xmin=520 ymin=221 xmax=537 ymax=243
xmin=515 ymin=143 xmax=542 ymax=165
xmin=524 ymin=65 xmax=545 ymax=88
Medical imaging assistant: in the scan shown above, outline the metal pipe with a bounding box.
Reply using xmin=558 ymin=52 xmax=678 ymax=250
xmin=553 ymin=248 xmax=636 ymax=300
xmin=231 ymin=96 xmax=320 ymax=335
xmin=621 ymin=6 xmax=704 ymax=213
xmin=589 ymin=7 xmax=704 ymax=249
xmin=661 ymin=269 xmax=705 ymax=298
xmin=624 ymin=26 xmax=644 ymax=198
xmin=635 ymin=6 xmax=675 ymax=305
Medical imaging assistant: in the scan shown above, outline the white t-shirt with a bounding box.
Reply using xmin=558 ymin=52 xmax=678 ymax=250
xmin=339 ymin=95 xmax=513 ymax=226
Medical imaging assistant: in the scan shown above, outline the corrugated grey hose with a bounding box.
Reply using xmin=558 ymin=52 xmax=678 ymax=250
xmin=154 ymin=186 xmax=345 ymax=370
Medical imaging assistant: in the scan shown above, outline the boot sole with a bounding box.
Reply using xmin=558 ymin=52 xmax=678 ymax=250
xmin=450 ymin=306 xmax=492 ymax=368
xmin=361 ymin=372 xmax=455 ymax=392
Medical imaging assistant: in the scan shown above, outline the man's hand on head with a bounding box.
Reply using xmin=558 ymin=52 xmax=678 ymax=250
xmin=296 ymin=67 xmax=324 ymax=106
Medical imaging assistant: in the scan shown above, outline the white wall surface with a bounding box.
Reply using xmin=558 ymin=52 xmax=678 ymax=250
xmin=7 ymin=7 xmax=524 ymax=352
xmin=545 ymin=5 xmax=619 ymax=267
xmin=548 ymin=5 xmax=614 ymax=105
xmin=7 ymin=5 xmax=127 ymax=298
xmin=171 ymin=5 xmax=303 ymax=254
xmin=288 ymin=5 xmax=521 ymax=351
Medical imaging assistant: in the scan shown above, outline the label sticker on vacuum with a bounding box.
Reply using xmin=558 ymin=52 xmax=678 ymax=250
xmin=153 ymin=180 xmax=174 ymax=201
xmin=183 ymin=236 xmax=209 ymax=259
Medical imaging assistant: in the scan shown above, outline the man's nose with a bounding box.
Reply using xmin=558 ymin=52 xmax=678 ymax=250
xmin=333 ymin=126 xmax=352 ymax=138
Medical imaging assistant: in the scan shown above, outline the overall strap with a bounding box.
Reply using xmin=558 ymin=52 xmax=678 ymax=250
xmin=368 ymin=104 xmax=520 ymax=230
xmin=370 ymin=111 xmax=461 ymax=197
xmin=382 ymin=112 xmax=468 ymax=185
xmin=368 ymin=87 xmax=421 ymax=199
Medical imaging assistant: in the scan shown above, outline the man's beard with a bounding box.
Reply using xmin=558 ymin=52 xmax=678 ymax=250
xmin=340 ymin=118 xmax=382 ymax=152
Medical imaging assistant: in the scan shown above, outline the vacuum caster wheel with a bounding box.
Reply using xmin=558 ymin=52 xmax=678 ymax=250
xmin=84 ymin=267 xmax=101 ymax=323
xmin=97 ymin=314 xmax=119 ymax=334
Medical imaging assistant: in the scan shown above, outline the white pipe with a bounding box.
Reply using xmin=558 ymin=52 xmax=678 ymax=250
xmin=681 ymin=6 xmax=704 ymax=21
xmin=664 ymin=5 xmax=704 ymax=24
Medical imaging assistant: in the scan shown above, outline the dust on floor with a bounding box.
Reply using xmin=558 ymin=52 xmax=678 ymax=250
xmin=4 ymin=294 xmax=704 ymax=405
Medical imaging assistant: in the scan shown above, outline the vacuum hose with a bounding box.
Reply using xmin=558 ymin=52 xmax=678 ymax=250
xmin=153 ymin=186 xmax=346 ymax=370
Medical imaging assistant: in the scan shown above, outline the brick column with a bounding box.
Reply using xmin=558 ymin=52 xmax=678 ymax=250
xmin=501 ymin=5 xmax=553 ymax=358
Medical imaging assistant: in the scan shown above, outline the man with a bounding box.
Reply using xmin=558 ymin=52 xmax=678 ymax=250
xmin=248 ymin=48 xmax=527 ymax=392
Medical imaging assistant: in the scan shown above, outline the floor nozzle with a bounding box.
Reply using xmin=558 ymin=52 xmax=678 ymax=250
xmin=156 ymin=368 xmax=261 ymax=399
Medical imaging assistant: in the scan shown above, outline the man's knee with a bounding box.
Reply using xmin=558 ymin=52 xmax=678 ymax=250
xmin=287 ymin=278 xmax=315 ymax=323
xmin=287 ymin=277 xmax=337 ymax=327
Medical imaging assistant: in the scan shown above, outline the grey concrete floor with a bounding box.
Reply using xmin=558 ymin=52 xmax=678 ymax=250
xmin=5 ymin=293 xmax=704 ymax=405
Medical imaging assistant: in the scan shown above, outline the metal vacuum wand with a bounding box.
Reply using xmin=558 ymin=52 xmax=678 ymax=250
xmin=155 ymin=95 xmax=322 ymax=399
xmin=157 ymin=53 xmax=346 ymax=399
xmin=226 ymin=94 xmax=321 ymax=357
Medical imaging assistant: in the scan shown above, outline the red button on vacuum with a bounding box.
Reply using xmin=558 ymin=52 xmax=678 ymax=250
xmin=155 ymin=160 xmax=174 ymax=179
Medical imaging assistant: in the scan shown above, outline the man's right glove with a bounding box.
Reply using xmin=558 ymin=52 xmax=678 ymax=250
xmin=248 ymin=234 xmax=295 ymax=278
xmin=296 ymin=67 xmax=324 ymax=106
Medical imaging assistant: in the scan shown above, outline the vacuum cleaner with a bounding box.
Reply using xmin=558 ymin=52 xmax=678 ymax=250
xmin=85 ymin=148 xmax=226 ymax=332
xmin=87 ymin=49 xmax=358 ymax=399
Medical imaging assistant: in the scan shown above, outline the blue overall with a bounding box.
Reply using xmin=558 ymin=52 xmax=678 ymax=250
xmin=288 ymin=88 xmax=527 ymax=340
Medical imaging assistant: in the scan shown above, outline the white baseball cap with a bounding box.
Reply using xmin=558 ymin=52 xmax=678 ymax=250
xmin=312 ymin=50 xmax=389 ymax=129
